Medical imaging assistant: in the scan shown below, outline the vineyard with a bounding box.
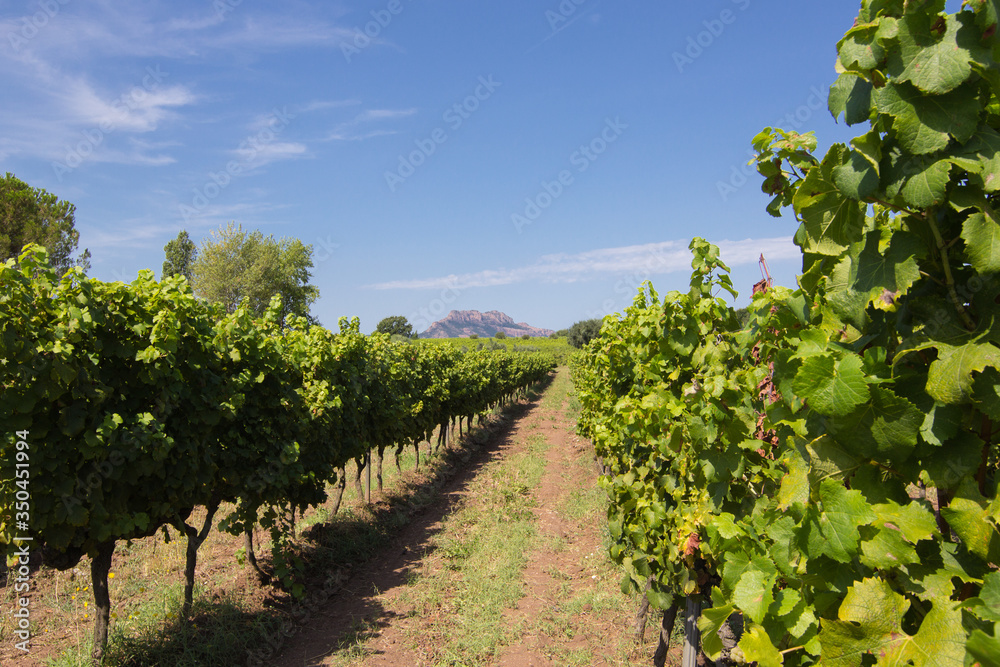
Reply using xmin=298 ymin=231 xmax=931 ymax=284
xmin=0 ymin=245 xmax=554 ymax=663
xmin=3 ymin=1 xmax=1000 ymax=666
xmin=573 ymin=1 xmax=1000 ymax=665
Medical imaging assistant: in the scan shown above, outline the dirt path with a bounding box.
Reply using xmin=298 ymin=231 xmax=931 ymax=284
xmin=274 ymin=368 xmax=659 ymax=667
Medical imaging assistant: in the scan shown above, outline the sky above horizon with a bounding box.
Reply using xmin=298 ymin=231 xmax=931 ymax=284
xmin=1 ymin=1 xmax=882 ymax=333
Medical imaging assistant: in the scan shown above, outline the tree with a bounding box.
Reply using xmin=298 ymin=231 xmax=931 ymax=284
xmin=0 ymin=172 xmax=90 ymax=274
xmin=376 ymin=316 xmax=415 ymax=338
xmin=495 ymin=331 xmax=507 ymax=339
xmin=162 ymin=230 xmax=197 ymax=282
xmin=191 ymin=222 xmax=319 ymax=323
xmin=567 ymin=319 xmax=602 ymax=348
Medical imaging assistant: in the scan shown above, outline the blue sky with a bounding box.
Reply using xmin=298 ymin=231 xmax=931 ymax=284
xmin=1 ymin=1 xmax=877 ymax=333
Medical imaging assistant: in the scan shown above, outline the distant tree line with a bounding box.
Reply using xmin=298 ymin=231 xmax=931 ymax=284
xmin=1 ymin=172 xmax=320 ymax=325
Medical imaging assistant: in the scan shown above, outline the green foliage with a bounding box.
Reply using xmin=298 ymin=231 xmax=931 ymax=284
xmin=191 ymin=222 xmax=319 ymax=324
xmin=161 ymin=230 xmax=197 ymax=282
xmin=495 ymin=331 xmax=507 ymax=339
xmin=567 ymin=319 xmax=602 ymax=349
xmin=0 ymin=172 xmax=90 ymax=275
xmin=0 ymin=245 xmax=554 ymax=652
xmin=573 ymin=3 xmax=1000 ymax=663
xmin=376 ymin=315 xmax=415 ymax=338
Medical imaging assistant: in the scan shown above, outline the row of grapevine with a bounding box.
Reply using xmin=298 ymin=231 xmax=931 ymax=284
xmin=0 ymin=245 xmax=554 ymax=661
xmin=573 ymin=1 xmax=999 ymax=665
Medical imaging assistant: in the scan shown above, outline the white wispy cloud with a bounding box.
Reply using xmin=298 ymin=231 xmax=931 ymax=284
xmin=233 ymin=142 xmax=309 ymax=169
xmin=369 ymin=238 xmax=799 ymax=290
xmin=325 ymin=107 xmax=418 ymax=141
xmin=0 ymin=5 xmax=354 ymax=163
xmin=62 ymin=79 xmax=197 ymax=133
xmin=299 ymin=100 xmax=361 ymax=113
xmin=355 ymin=109 xmax=418 ymax=122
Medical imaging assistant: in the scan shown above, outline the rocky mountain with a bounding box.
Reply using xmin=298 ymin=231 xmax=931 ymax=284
xmin=419 ymin=310 xmax=555 ymax=339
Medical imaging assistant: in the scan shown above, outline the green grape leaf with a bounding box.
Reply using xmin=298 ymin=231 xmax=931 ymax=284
xmin=828 ymin=230 xmax=922 ymax=323
xmin=940 ymin=480 xmax=1000 ymax=562
xmin=833 ymin=148 xmax=880 ymax=200
xmin=698 ymin=598 xmax=736 ymax=661
xmin=860 ymin=523 xmax=920 ymax=568
xmin=973 ymin=367 xmax=1000 ymax=420
xmin=949 ymin=127 xmax=1000 ymax=192
xmin=900 ymin=158 xmax=952 ymax=208
xmin=792 ymin=145 xmax=868 ymax=256
xmin=874 ymin=81 xmax=980 ymax=155
xmin=778 ymin=451 xmax=810 ymax=510
xmin=850 ymin=465 xmax=911 ymax=505
xmin=895 ymin=13 xmax=986 ymax=94
xmin=838 ymin=22 xmax=884 ymax=70
xmin=962 ymin=211 xmax=1000 ymax=274
xmin=767 ymin=515 xmax=805 ymax=577
xmin=873 ymin=501 xmax=939 ymax=544
xmin=829 ymin=386 xmax=922 ymax=462
xmin=967 ymin=629 xmax=1000 ymax=667
xmin=920 ymin=402 xmax=963 ymax=447
xmin=968 ymin=571 xmax=1000 ymax=622
xmin=721 ymin=551 xmax=753 ymax=595
xmin=807 ymin=480 xmax=877 ymax=563
xmin=792 ymin=354 xmax=870 ymax=417
xmin=917 ymin=430 xmax=988 ymax=491
xmin=829 ymin=73 xmax=873 ymax=125
xmin=774 ymin=588 xmax=802 ymax=617
xmin=802 ymin=435 xmax=862 ymax=487
xmin=819 ymin=577 xmax=965 ymax=667
xmin=967 ymin=0 xmax=1000 ymax=32
xmin=926 ymin=341 xmax=1000 ymax=404
xmin=733 ymin=560 xmax=778 ymax=624
xmin=738 ymin=625 xmax=783 ymax=667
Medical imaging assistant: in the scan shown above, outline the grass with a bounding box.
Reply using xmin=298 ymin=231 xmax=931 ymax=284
xmin=390 ymin=423 xmax=550 ymax=665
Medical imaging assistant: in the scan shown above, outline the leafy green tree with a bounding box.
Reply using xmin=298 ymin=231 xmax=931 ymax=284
xmin=495 ymin=331 xmax=507 ymax=339
xmin=191 ymin=222 xmax=319 ymax=323
xmin=376 ymin=315 xmax=415 ymax=338
xmin=734 ymin=306 xmax=751 ymax=326
xmin=567 ymin=319 xmax=602 ymax=348
xmin=0 ymin=172 xmax=90 ymax=274
xmin=162 ymin=230 xmax=198 ymax=282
